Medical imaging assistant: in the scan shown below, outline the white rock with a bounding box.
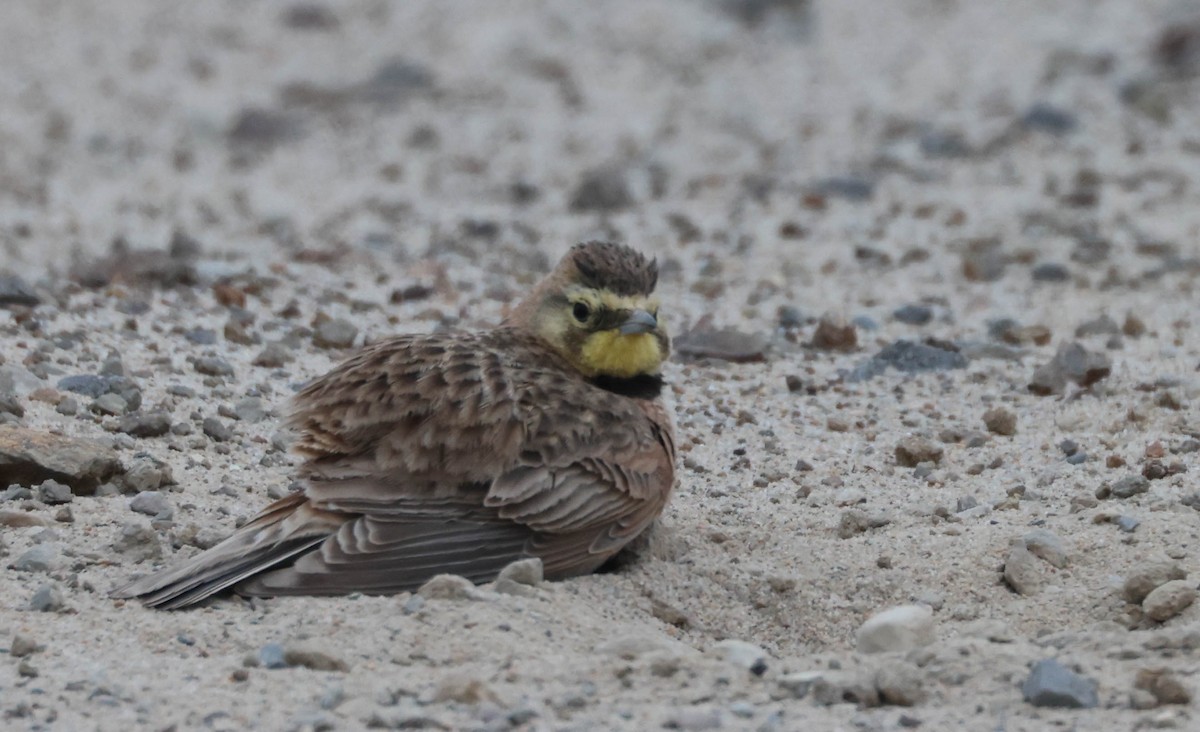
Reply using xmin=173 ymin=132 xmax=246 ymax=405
xmin=1143 ymin=580 xmax=1197 ymax=623
xmin=856 ymin=604 xmax=935 ymax=654
xmin=708 ymin=639 xmax=769 ymax=673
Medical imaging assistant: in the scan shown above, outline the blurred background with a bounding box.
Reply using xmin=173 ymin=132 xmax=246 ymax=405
xmin=0 ymin=0 xmax=1197 ymax=297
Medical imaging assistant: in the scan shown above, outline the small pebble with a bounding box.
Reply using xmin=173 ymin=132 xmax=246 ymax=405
xmin=1116 ymin=515 xmax=1140 ymax=533
xmin=202 ymin=417 xmax=234 ymax=442
xmin=709 ymin=639 xmax=769 ymax=675
xmin=895 ymin=436 xmax=943 ymax=467
xmin=313 ymin=319 xmax=359 ymax=349
xmin=11 ymin=544 xmax=56 ymax=573
xmin=892 ymin=304 xmax=933 ymax=325
xmin=29 ymin=583 xmax=64 ymax=612
xmin=129 ymin=491 xmax=172 ymax=518
xmin=1022 ymin=659 xmax=1098 ymax=708
xmin=1143 ymin=581 xmax=1196 ymax=623
xmin=1123 ymin=562 xmax=1186 ymax=604
xmin=36 ymin=479 xmax=73 ymax=505
xmin=856 ymin=605 xmax=935 ymax=653
xmin=417 ymin=574 xmax=476 ymax=600
xmin=982 ymin=407 xmax=1017 ymax=436
xmin=195 ymin=357 xmax=235 ymax=377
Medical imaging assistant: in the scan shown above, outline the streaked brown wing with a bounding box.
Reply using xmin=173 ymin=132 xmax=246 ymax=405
xmin=287 ymin=330 xmax=530 ymax=481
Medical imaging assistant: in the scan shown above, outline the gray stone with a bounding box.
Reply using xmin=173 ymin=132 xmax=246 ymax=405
xmin=1116 ymin=515 xmax=1141 ymax=533
xmin=57 ymin=374 xmax=109 ymax=398
xmin=112 ymin=520 xmax=162 ymax=560
xmin=183 ymin=328 xmax=217 ymax=345
xmin=230 ymin=397 xmax=267 ymax=423
xmin=118 ymin=412 xmax=172 ymax=438
xmin=856 ymin=605 xmax=935 ymax=653
xmin=1032 ymin=263 xmax=1070 ymax=282
xmin=1021 ymin=659 xmax=1099 ymax=708
xmin=259 ymin=643 xmax=287 ymax=669
xmin=569 ymin=167 xmax=633 ymax=212
xmin=1143 ymin=581 xmax=1197 ymax=623
xmin=202 ymin=417 xmax=234 ymax=442
xmin=313 ymin=319 xmax=358 ymax=349
xmin=56 ymin=396 xmax=79 ymax=416
xmin=895 ymin=436 xmax=943 ymax=467
xmin=253 ymin=342 xmax=294 ymax=368
xmin=0 ymin=391 xmax=24 ymax=418
xmin=849 ymin=340 xmax=967 ymax=381
xmin=129 ymin=491 xmax=172 ymax=518
xmin=194 ymin=357 xmax=235 ymax=377
xmin=417 ymin=573 xmax=476 ymax=600
xmin=91 ymin=393 xmax=129 ymax=416
xmin=119 ymin=455 xmax=174 ymax=493
xmin=497 ymin=557 xmax=543 ymax=587
xmin=36 ymin=479 xmax=73 ymax=505
xmin=99 ymin=353 xmax=125 ymax=376
xmin=1004 ymin=543 xmax=1044 ymax=596
xmin=0 ymin=275 xmax=40 ymax=306
xmin=29 ymin=583 xmax=64 ymax=612
xmin=892 ymin=304 xmax=933 ymax=325
xmin=1110 ymin=475 xmax=1150 ymax=499
xmin=709 ymin=639 xmax=769 ymax=675
xmin=874 ymin=660 xmax=926 ymax=706
xmin=10 ymin=633 xmax=38 ymax=657
xmin=284 ymin=645 xmax=349 ymax=672
xmin=11 ymin=544 xmax=56 ymax=572
xmin=982 ymin=407 xmax=1017 ymax=436
xmin=1028 ymin=342 xmax=1111 ymax=395
xmin=1023 ymin=529 xmax=1069 ymax=568
xmin=0 ymin=365 xmax=44 ymax=397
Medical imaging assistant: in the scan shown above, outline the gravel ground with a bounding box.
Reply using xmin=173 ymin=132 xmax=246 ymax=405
xmin=2 ymin=1 xmax=1200 ymax=730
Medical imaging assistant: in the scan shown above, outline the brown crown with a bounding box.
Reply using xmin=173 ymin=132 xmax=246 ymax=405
xmin=569 ymin=241 xmax=658 ymax=296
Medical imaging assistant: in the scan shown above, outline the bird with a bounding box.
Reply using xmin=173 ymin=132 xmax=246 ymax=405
xmin=112 ymin=241 xmax=677 ymax=609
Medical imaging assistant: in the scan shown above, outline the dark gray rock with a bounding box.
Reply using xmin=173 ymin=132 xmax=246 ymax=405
xmin=118 ymin=412 xmax=172 ymax=438
xmin=57 ymin=374 xmax=110 ymax=398
xmin=1028 ymin=342 xmax=1111 ymax=395
xmin=0 ymin=275 xmax=40 ymax=307
xmin=1032 ymin=263 xmax=1070 ymax=282
xmin=848 ymin=340 xmax=967 ymax=381
xmin=202 ymin=417 xmax=234 ymax=442
xmin=36 ymin=479 xmax=73 ymax=505
xmin=1110 ymin=475 xmax=1150 ymax=499
xmin=569 ymin=168 xmax=633 ymax=212
xmin=1021 ymin=659 xmax=1098 ymax=708
xmin=813 ymin=175 xmax=875 ymax=201
xmin=893 ymin=304 xmax=933 ymax=325
xmin=1021 ymin=103 xmax=1078 ymax=135
xmin=183 ymin=328 xmax=218 ymax=345
xmin=194 ymin=357 xmax=235 ymax=377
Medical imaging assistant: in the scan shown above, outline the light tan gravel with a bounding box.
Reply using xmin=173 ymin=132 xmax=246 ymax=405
xmin=1 ymin=1 xmax=1199 ymax=730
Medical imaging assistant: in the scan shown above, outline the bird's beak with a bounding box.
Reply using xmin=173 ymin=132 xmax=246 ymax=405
xmin=619 ymin=309 xmax=658 ymax=335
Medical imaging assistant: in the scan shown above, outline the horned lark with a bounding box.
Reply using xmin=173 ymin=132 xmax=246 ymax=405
xmin=114 ymin=241 xmax=676 ymax=609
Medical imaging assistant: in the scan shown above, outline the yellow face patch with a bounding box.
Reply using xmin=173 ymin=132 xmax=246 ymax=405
xmin=579 ymin=330 xmax=663 ymax=378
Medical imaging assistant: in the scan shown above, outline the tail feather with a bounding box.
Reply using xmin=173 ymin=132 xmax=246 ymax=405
xmin=109 ymin=492 xmax=342 ymax=609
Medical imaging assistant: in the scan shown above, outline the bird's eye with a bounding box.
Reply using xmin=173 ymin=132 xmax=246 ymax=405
xmin=572 ymin=302 xmax=591 ymax=322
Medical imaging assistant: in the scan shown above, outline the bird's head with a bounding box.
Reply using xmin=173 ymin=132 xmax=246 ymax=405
xmin=509 ymin=242 xmax=669 ymax=379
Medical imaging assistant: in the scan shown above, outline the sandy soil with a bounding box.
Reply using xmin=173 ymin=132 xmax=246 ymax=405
xmin=1 ymin=1 xmax=1199 ymax=730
